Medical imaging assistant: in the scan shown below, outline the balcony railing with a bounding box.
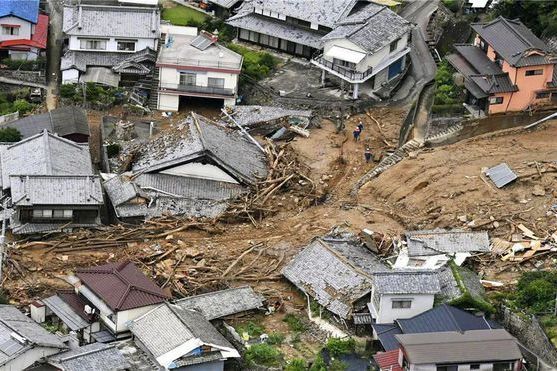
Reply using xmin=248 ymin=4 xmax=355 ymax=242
xmin=160 ymin=82 xmax=235 ymax=96
xmin=312 ymin=54 xmax=373 ymax=82
xmin=157 ymin=57 xmax=242 ymax=70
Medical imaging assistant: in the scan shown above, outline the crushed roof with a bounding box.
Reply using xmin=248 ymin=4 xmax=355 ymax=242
xmin=396 ymin=329 xmax=522 ymax=364
xmin=42 ymin=291 xmax=91 ymax=331
xmin=128 ymin=303 xmax=238 ymax=367
xmin=372 ymin=271 xmax=440 ymax=295
xmin=76 ymin=261 xmax=169 ymax=311
xmin=0 ymin=0 xmax=39 ymax=23
xmin=175 ymin=286 xmax=263 ymax=320
xmin=322 ymin=2 xmax=410 ymax=53
xmin=405 ymin=229 xmax=490 ymax=256
xmin=1 ymin=106 xmax=89 ymax=140
xmin=0 ymin=305 xmax=66 ymax=366
xmin=282 ymin=237 xmax=387 ymax=319
xmin=63 ymin=4 xmax=160 ymax=39
xmin=471 ymin=16 xmax=554 ymax=67
xmin=228 ymin=105 xmax=312 ymax=129
xmin=48 ymin=343 xmax=130 ymax=371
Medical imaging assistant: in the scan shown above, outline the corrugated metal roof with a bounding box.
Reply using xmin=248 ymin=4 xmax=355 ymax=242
xmin=485 ymin=163 xmax=517 ymax=188
xmin=405 ymin=229 xmax=490 ymax=256
xmin=42 ymin=294 xmax=90 ymax=331
xmin=373 ymin=323 xmax=403 ymax=351
xmin=175 ymin=286 xmax=263 ymax=320
xmin=395 ymin=329 xmax=522 ymax=364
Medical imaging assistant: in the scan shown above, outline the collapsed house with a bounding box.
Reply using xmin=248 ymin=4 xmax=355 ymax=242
xmin=61 ymin=4 xmax=160 ymax=86
xmin=0 ymin=130 xmax=103 ymax=234
xmin=282 ymin=232 xmax=489 ymax=324
xmin=0 ymin=106 xmax=90 ymax=142
xmin=223 ymin=105 xmax=313 ymax=138
xmin=104 ymin=113 xmax=268 ymax=221
xmin=46 ymin=342 xmax=131 ymax=371
xmin=393 ymin=229 xmax=490 ymax=269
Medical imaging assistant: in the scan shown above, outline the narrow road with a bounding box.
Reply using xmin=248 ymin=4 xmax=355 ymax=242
xmin=46 ymin=0 xmax=63 ymax=110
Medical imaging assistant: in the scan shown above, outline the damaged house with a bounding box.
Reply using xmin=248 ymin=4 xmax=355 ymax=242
xmin=1 ymin=130 xmax=103 ymax=235
xmin=104 ymin=113 xmax=267 ymax=221
xmin=226 ymin=0 xmax=411 ymax=98
xmin=283 ymin=232 xmax=490 ymax=325
xmin=61 ymin=4 xmax=159 ymax=86
xmin=393 ymin=229 xmax=490 ymax=270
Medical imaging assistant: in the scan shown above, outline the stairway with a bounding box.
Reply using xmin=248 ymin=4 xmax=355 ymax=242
xmin=352 ymin=139 xmax=423 ymax=193
xmin=147 ymin=39 xmax=163 ymax=109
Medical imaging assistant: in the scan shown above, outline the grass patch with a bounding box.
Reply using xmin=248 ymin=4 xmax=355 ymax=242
xmin=245 ymin=343 xmax=283 ymax=367
xmin=162 ymin=5 xmax=208 ymax=26
xmin=325 ymin=338 xmax=356 ymax=357
xmin=285 ymin=358 xmax=307 ymax=371
xmin=235 ymin=321 xmax=265 ymax=338
xmin=283 ymin=313 xmax=308 ymax=333
xmin=267 ymin=332 xmax=285 ymax=345
xmin=227 ymin=43 xmax=278 ymax=80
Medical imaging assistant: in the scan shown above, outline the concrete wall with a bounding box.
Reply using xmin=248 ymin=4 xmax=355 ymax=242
xmin=376 ymin=293 xmax=434 ymax=324
xmin=0 ymin=16 xmax=32 ymax=41
xmin=159 ymin=67 xmax=239 ymax=91
xmin=157 ymin=92 xmax=179 ymax=111
xmin=68 ymin=36 xmax=156 ymax=53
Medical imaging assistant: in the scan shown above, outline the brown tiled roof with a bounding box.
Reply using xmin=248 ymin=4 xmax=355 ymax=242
xmin=57 ymin=290 xmax=95 ymax=322
xmin=76 ymin=261 xmax=169 ymax=311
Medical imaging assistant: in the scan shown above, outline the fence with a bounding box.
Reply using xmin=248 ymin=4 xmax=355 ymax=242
xmin=0 ymin=112 xmax=19 ymax=125
xmin=498 ymin=305 xmax=557 ymax=370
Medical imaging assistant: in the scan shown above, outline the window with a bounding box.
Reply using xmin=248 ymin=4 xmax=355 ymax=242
xmin=392 ymin=300 xmax=412 ymax=309
xmin=493 ymin=362 xmax=513 ymax=371
xmin=53 ymin=210 xmax=73 ymax=219
xmin=239 ymin=28 xmax=250 ymax=40
xmin=116 ymin=40 xmax=136 ymax=52
xmin=526 ymin=69 xmax=543 ymax=76
xmin=208 ymin=77 xmax=225 ymax=89
xmin=436 ymin=366 xmax=457 ymax=371
xmin=489 ymin=96 xmax=504 ymax=105
xmin=333 ymin=58 xmax=356 ymax=70
xmin=536 ymin=92 xmax=550 ymax=99
xmin=79 ymin=39 xmax=107 ymax=50
xmin=470 ymin=365 xmax=480 ymax=370
xmin=390 ymin=38 xmax=399 ymax=53
xmin=1 ymin=26 xmax=19 ymax=36
xmin=180 ymin=72 xmax=196 ymax=86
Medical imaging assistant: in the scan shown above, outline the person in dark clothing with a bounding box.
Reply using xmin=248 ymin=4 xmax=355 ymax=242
xmin=358 ymin=122 xmax=364 ymax=133
xmin=364 ymin=147 xmax=372 ymax=163
xmin=353 ymin=126 xmax=361 ymax=141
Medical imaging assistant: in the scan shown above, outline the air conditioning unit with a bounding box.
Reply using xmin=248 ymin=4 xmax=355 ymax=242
xmin=84 ymin=305 xmax=93 ymax=314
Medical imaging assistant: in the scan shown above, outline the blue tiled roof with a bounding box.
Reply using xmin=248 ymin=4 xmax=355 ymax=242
xmin=0 ymin=0 xmax=39 ymax=24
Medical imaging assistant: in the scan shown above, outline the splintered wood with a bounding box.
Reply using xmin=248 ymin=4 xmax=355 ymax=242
xmin=224 ymin=140 xmax=320 ymax=225
xmin=492 ymin=223 xmax=557 ymax=264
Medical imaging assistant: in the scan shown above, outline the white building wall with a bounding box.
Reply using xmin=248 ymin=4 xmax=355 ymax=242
xmin=68 ymin=35 xmax=156 ymax=53
xmin=159 ymin=66 xmax=238 ymax=91
xmin=0 ymin=16 xmax=32 ymax=41
xmin=62 ymin=69 xmax=80 ymax=84
xmin=158 ymin=93 xmax=179 ymax=111
xmin=409 ymin=363 xmax=436 ymax=371
xmin=115 ymin=304 xmax=159 ymax=332
xmin=1 ymin=346 xmax=62 ymax=371
xmin=376 ymin=293 xmax=434 ymax=324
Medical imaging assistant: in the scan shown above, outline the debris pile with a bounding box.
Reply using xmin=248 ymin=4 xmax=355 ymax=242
xmin=491 ymin=224 xmax=557 ymax=264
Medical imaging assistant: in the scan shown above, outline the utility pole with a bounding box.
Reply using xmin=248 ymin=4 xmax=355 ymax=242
xmin=220 ymin=108 xmax=265 ymax=153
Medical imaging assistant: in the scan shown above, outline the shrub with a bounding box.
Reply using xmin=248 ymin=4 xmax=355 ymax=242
xmin=283 ymin=314 xmax=307 ymax=332
xmin=236 ymin=321 xmax=265 ymax=337
xmin=517 ymin=278 xmax=556 ymax=313
xmin=228 ymin=43 xmax=278 ymax=80
xmin=267 ymin=332 xmax=285 ymax=345
xmin=245 ymin=343 xmax=282 ymax=367
xmin=285 ymin=358 xmax=307 ymax=371
xmin=309 ymin=354 xmax=327 ymax=371
xmin=325 ymin=338 xmax=356 ymax=357
xmin=0 ymin=291 xmax=9 ymax=304
xmin=107 ymin=143 xmax=122 ymax=158
xmin=60 ymin=84 xmax=78 ymax=99
xmin=12 ymin=99 xmax=33 ymax=114
xmin=0 ymin=127 xmax=22 ymax=142
xmin=329 ymin=359 xmax=348 ymax=371
xmin=442 ymin=0 xmax=460 ymax=13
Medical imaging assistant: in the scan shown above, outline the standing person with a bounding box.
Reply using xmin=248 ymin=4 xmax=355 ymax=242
xmin=364 ymin=147 xmax=372 ymax=163
xmin=353 ymin=126 xmax=361 ymax=141
xmin=358 ymin=121 xmax=364 ymax=133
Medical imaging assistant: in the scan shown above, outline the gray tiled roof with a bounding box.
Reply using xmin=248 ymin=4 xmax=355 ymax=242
xmin=61 ymin=51 xmax=134 ymax=72
xmin=453 ymin=44 xmax=503 ymax=75
xmin=372 ymin=271 xmax=440 ymax=295
xmin=436 ymin=264 xmax=485 ymax=303
xmin=405 ymin=229 xmax=490 ymax=256
xmin=0 ymin=130 xmax=93 ymax=191
xmin=282 ymin=238 xmax=384 ymax=319
xmin=226 ymin=13 xmax=324 ymax=49
xmin=175 ymin=286 xmax=263 ymax=320
xmin=112 ymin=195 xmax=229 ymax=219
xmin=42 ymin=295 xmax=90 ymax=331
xmin=11 ymin=175 xmax=103 ymax=206
xmin=128 ymin=303 xmax=236 ymax=366
xmin=48 ymin=343 xmax=130 ymax=371
xmin=469 ymin=73 xmax=518 ymax=94
xmin=471 ymin=17 xmax=554 ymax=67
xmin=395 ymin=329 xmax=522 ymax=364
xmin=1 ymin=106 xmax=89 ymax=139
xmin=322 ymin=3 xmax=410 ymax=53
xmin=63 ymin=4 xmax=160 ymax=39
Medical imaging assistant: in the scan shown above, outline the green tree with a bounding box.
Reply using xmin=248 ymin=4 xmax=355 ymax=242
xmin=12 ymin=99 xmax=33 ymax=114
xmin=491 ymin=0 xmax=557 ymax=37
xmin=0 ymin=127 xmax=22 ymax=142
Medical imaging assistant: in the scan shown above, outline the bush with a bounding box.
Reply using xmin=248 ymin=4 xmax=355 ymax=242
xmin=309 ymin=354 xmax=327 ymax=371
xmin=283 ymin=314 xmax=307 ymax=332
xmin=236 ymin=321 xmax=265 ymax=337
xmin=1 ymin=57 xmax=45 ymax=71
xmin=60 ymin=84 xmax=78 ymax=99
xmin=325 ymin=338 xmax=356 ymax=357
xmin=0 ymin=127 xmax=22 ymax=142
xmin=285 ymin=358 xmax=307 ymax=371
xmin=245 ymin=344 xmax=283 ymax=367
xmin=442 ymin=0 xmax=460 ymax=13
xmin=107 ymin=143 xmax=122 ymax=158
xmin=516 ymin=273 xmax=557 ymax=313
xmin=431 ymin=103 xmax=465 ymax=115
xmin=267 ymin=332 xmax=285 ymax=345
xmin=12 ymin=99 xmax=33 ymax=114
xmin=227 ymin=43 xmax=278 ymax=80
xmin=329 ymin=359 xmax=348 ymax=371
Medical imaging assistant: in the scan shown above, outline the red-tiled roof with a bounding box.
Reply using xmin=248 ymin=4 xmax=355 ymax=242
xmin=374 ymin=349 xmax=403 ymax=371
xmin=76 ymin=261 xmax=169 ymax=311
xmin=0 ymin=14 xmax=48 ymax=50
